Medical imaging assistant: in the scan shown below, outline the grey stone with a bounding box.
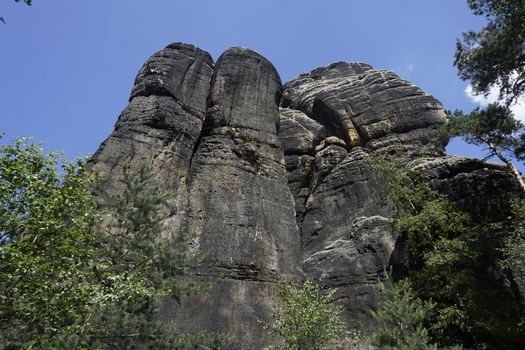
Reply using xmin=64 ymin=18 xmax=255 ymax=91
xmin=131 ymin=42 xmax=214 ymax=107
xmin=298 ymin=147 xmax=395 ymax=330
xmin=91 ymin=42 xmax=214 ymax=188
xmin=90 ymin=43 xmax=524 ymax=349
xmin=282 ymin=63 xmax=447 ymax=156
xmin=279 ymin=107 xmax=325 ymax=155
xmin=415 ymin=156 xmax=521 ymax=221
xmin=182 ymin=47 xmax=303 ymax=349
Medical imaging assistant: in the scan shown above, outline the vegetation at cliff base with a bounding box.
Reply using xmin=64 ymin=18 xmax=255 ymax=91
xmin=499 ymin=199 xmax=525 ymax=315
xmin=262 ymin=280 xmax=346 ymax=350
xmin=373 ymin=155 xmax=525 ymax=350
xmin=0 ymin=135 xmax=229 ymax=349
xmin=0 ymin=137 xmax=99 ymax=348
xmin=370 ymin=277 xmax=463 ymax=350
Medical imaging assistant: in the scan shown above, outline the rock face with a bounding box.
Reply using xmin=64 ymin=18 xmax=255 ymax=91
xmin=91 ymin=43 xmax=522 ymax=349
xmin=174 ymin=48 xmax=303 ymax=346
xmin=278 ymin=61 xmax=449 ymax=331
xmin=281 ymin=61 xmax=447 ymax=156
xmin=91 ymin=43 xmax=213 ymax=191
xmin=187 ymin=47 xmax=301 ymax=280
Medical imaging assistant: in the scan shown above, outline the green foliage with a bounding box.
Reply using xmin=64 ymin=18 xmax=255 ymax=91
xmin=373 ymin=156 xmax=480 ymax=271
xmin=373 ymin=155 xmax=524 ymax=349
xmin=0 ymin=135 xmax=230 ymax=349
xmin=89 ymin=162 xmax=226 ymax=348
xmin=370 ymin=279 xmax=443 ymax=350
xmin=94 ymin=162 xmax=206 ymax=303
xmin=450 ymin=1 xmax=525 ymax=191
xmin=455 ymin=0 xmax=525 ymax=106
xmin=500 ymin=199 xmax=525 ymax=303
xmin=262 ymin=280 xmax=346 ymax=350
xmin=172 ymin=331 xmax=234 ymax=350
xmin=443 ymin=104 xmax=525 ymax=193
xmin=0 ymin=136 xmax=100 ymax=347
xmin=445 ymin=104 xmax=525 ymax=161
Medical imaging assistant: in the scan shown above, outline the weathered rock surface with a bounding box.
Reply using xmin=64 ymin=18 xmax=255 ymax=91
xmin=91 ymin=43 xmax=523 ymax=349
xmin=278 ymin=63 xmax=450 ymax=331
xmin=91 ymin=43 xmax=213 ymax=188
xmin=282 ymin=61 xmax=447 ymax=156
xmin=415 ymin=156 xmax=521 ymax=221
xmin=187 ymin=47 xmax=301 ymax=279
xmin=177 ymin=48 xmax=302 ymax=347
xmin=298 ymin=147 xmax=395 ymax=329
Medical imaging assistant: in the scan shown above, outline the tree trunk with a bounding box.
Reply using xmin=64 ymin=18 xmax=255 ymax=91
xmin=488 ymin=142 xmax=525 ymax=192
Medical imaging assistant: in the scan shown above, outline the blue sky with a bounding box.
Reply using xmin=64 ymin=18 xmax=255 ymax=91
xmin=1 ymin=0 xmax=521 ymax=170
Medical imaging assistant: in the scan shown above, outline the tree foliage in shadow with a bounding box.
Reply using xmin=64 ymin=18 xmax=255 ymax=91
xmin=373 ymin=154 xmax=525 ymax=350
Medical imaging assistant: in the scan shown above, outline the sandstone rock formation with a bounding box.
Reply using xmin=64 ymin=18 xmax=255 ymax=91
xmin=91 ymin=43 xmax=522 ymax=349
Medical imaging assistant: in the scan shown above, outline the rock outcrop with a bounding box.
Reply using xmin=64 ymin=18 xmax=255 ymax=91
xmin=91 ymin=43 xmax=523 ymax=349
xmin=93 ymin=43 xmax=213 ymax=182
xmin=175 ymin=48 xmax=303 ymax=346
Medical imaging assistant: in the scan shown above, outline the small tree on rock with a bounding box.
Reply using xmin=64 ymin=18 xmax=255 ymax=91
xmin=445 ymin=104 xmax=525 ymax=192
xmin=262 ymin=280 xmax=346 ymax=350
xmin=370 ymin=279 xmax=463 ymax=350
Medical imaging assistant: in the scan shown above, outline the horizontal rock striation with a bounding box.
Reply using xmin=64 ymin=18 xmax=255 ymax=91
xmin=188 ymin=47 xmax=301 ymax=281
xmin=178 ymin=48 xmax=303 ymax=347
xmin=91 ymin=43 xmax=523 ymax=349
xmin=282 ymin=61 xmax=447 ymax=156
xmin=278 ymin=62 xmax=451 ymax=329
xmin=91 ymin=43 xmax=213 ymax=187
xmin=415 ymin=156 xmax=521 ymax=221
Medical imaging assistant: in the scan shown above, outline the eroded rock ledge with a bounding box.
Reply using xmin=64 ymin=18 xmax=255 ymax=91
xmin=90 ymin=43 xmax=520 ymax=349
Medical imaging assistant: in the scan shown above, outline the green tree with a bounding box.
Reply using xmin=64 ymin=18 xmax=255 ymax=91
xmin=0 ymin=135 xmax=230 ymax=349
xmin=0 ymin=136 xmax=102 ymax=348
xmin=373 ymin=155 xmax=524 ymax=349
xmin=452 ymin=5 xmax=525 ymax=336
xmin=455 ymin=0 xmax=525 ymax=107
xmin=445 ymin=104 xmax=525 ymax=191
xmin=370 ymin=278 xmax=461 ymax=350
xmin=450 ymin=1 xmax=525 ymax=197
xmin=499 ymin=199 xmax=525 ymax=306
xmin=89 ymin=162 xmax=229 ymax=349
xmin=262 ymin=280 xmax=346 ymax=350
